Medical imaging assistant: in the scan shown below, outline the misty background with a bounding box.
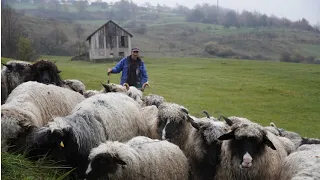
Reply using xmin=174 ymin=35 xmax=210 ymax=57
xmin=95 ymin=0 xmax=320 ymax=25
xmin=1 ymin=0 xmax=320 ymax=63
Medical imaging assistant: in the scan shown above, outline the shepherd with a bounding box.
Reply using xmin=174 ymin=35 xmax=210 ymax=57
xmin=107 ymin=47 xmax=149 ymax=90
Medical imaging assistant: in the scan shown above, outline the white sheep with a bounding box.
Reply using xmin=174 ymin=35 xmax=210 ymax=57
xmin=1 ymin=81 xmax=85 ymax=152
xmin=27 ymin=93 xmax=148 ymax=179
xmin=215 ymin=117 xmax=288 ymax=180
xmin=62 ymin=79 xmax=86 ymax=95
xmin=85 ymin=136 xmax=190 ymax=180
xmin=141 ymin=105 xmax=160 ymax=139
xmin=279 ymin=144 xmax=320 ymax=180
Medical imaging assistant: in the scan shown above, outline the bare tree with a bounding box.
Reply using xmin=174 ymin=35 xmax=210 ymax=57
xmin=74 ymin=24 xmax=85 ymax=39
xmin=1 ymin=3 xmax=23 ymax=58
xmin=49 ymin=27 xmax=68 ymax=45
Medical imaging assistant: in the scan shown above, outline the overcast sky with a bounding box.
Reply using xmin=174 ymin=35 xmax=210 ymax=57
xmin=94 ymin=0 xmax=320 ymax=25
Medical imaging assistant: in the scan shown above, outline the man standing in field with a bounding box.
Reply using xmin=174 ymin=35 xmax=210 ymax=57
xmin=107 ymin=47 xmax=149 ymax=90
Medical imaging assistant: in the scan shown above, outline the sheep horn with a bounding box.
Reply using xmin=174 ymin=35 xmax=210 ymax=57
xmin=187 ymin=115 xmax=200 ymax=130
xmin=123 ymin=83 xmax=129 ymax=90
xmin=220 ymin=116 xmax=233 ymax=126
xmin=202 ymin=110 xmax=210 ymax=118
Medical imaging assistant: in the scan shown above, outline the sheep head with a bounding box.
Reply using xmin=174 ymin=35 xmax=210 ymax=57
xmin=86 ymin=152 xmax=126 ymax=180
xmin=218 ymin=120 xmax=276 ymax=169
xmin=101 ymin=83 xmax=128 ymax=93
xmin=157 ymin=103 xmax=189 ymax=141
xmin=25 ymin=60 xmax=63 ymax=86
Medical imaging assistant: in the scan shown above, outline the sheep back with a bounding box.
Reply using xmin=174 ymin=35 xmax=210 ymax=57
xmin=1 ymin=81 xmax=85 ymax=151
xmin=279 ymin=148 xmax=320 ymax=180
xmin=86 ymin=136 xmax=190 ymax=180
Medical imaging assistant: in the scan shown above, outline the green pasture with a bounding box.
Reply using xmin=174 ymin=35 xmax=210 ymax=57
xmin=1 ymin=56 xmax=320 ymax=179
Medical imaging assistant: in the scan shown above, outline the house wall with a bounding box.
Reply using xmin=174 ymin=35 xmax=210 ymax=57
xmin=88 ymin=22 xmax=132 ymax=60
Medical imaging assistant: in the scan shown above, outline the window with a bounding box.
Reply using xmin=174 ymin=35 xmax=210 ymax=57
xmin=119 ymin=36 xmax=128 ymax=48
xmin=118 ymin=52 xmax=124 ymax=57
xmin=98 ymin=29 xmax=104 ymax=49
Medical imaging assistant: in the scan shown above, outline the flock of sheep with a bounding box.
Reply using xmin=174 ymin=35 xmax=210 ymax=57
xmin=1 ymin=59 xmax=320 ymax=180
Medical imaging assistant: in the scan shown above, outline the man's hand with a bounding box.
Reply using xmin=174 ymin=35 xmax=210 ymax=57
xmin=107 ymin=68 xmax=112 ymax=75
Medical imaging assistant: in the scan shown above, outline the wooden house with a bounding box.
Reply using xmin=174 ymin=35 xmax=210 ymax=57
xmin=86 ymin=20 xmax=133 ymax=60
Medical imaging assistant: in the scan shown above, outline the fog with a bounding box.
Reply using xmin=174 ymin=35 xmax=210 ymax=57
xmin=94 ymin=0 xmax=319 ymax=25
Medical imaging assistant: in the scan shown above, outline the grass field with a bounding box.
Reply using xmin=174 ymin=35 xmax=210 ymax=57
xmin=1 ymin=56 xmax=320 ymax=179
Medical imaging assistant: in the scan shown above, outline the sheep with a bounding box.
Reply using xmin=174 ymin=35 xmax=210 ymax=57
xmin=1 ymin=81 xmax=85 ymax=152
xmin=1 ymin=60 xmax=32 ymax=104
xmin=83 ymin=90 xmax=101 ymax=98
xmin=23 ymin=59 xmax=63 ymax=86
xmin=62 ymin=79 xmax=86 ymax=95
xmin=27 ymin=93 xmax=148 ymax=179
xmin=142 ymin=94 xmax=166 ymax=108
xmin=141 ymin=105 xmax=160 ymax=139
xmin=158 ymin=102 xmax=230 ymax=180
xmin=127 ymin=86 xmax=143 ymax=105
xmin=279 ymin=145 xmax=320 ymax=180
xmin=297 ymin=144 xmax=320 ymax=151
xmin=214 ymin=116 xmax=289 ymax=180
xmin=85 ymin=136 xmax=190 ymax=180
xmin=265 ymin=122 xmax=320 ymax=149
xmin=101 ymin=83 xmax=144 ymax=105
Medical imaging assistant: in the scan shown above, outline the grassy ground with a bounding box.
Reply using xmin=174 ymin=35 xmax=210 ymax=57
xmin=1 ymin=56 xmax=320 ymax=179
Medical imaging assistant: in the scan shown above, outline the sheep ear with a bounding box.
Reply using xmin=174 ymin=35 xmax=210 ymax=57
xmin=57 ymin=70 xmax=61 ymax=73
xmin=186 ymin=115 xmax=200 ymax=130
xmin=114 ymin=154 xmax=126 ymax=165
xmin=263 ymin=135 xmax=276 ymax=150
xmin=101 ymin=83 xmax=112 ymax=92
xmin=219 ymin=116 xmax=233 ymax=126
xmin=115 ymin=158 xmax=126 ymax=165
xmin=180 ymin=107 xmax=189 ymax=114
xmin=218 ymin=131 xmax=235 ymax=140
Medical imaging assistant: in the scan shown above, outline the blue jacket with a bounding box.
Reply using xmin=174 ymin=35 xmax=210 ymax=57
xmin=111 ymin=56 xmax=148 ymax=88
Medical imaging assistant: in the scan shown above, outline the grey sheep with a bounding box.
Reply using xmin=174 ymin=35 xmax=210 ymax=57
xmin=158 ymin=102 xmax=229 ymax=180
xmin=62 ymin=79 xmax=86 ymax=95
xmin=215 ymin=116 xmax=288 ymax=180
xmin=279 ymin=145 xmax=320 ymax=180
xmin=1 ymin=81 xmax=85 ymax=152
xmin=27 ymin=93 xmax=148 ymax=179
xmin=85 ymin=136 xmax=190 ymax=180
xmin=1 ymin=60 xmax=32 ymax=104
xmin=142 ymin=94 xmax=166 ymax=108
xmin=265 ymin=122 xmax=320 ymax=149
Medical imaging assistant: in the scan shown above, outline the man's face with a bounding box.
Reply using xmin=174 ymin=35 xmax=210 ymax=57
xmin=131 ymin=51 xmax=139 ymax=59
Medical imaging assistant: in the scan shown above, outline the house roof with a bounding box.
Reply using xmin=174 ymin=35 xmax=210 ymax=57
xmin=86 ymin=20 xmax=133 ymax=41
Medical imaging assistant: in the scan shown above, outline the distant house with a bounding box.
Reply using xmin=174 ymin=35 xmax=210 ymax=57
xmin=86 ymin=20 xmax=133 ymax=60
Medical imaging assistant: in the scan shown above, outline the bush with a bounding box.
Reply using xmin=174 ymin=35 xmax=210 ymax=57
xmin=280 ymin=52 xmax=291 ymax=62
xmin=204 ymin=41 xmax=237 ymax=57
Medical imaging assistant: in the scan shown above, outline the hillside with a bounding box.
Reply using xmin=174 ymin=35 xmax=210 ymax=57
xmin=8 ymin=2 xmax=320 ymax=60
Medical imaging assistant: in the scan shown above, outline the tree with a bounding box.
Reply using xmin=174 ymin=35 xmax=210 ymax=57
xmin=17 ymin=36 xmax=36 ymax=61
xmin=1 ymin=4 xmax=23 ymax=58
xmin=223 ymin=10 xmax=238 ymax=29
xmin=49 ymin=27 xmax=68 ymax=45
xmin=74 ymin=0 xmax=88 ymax=13
xmin=74 ymin=24 xmax=84 ymax=39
